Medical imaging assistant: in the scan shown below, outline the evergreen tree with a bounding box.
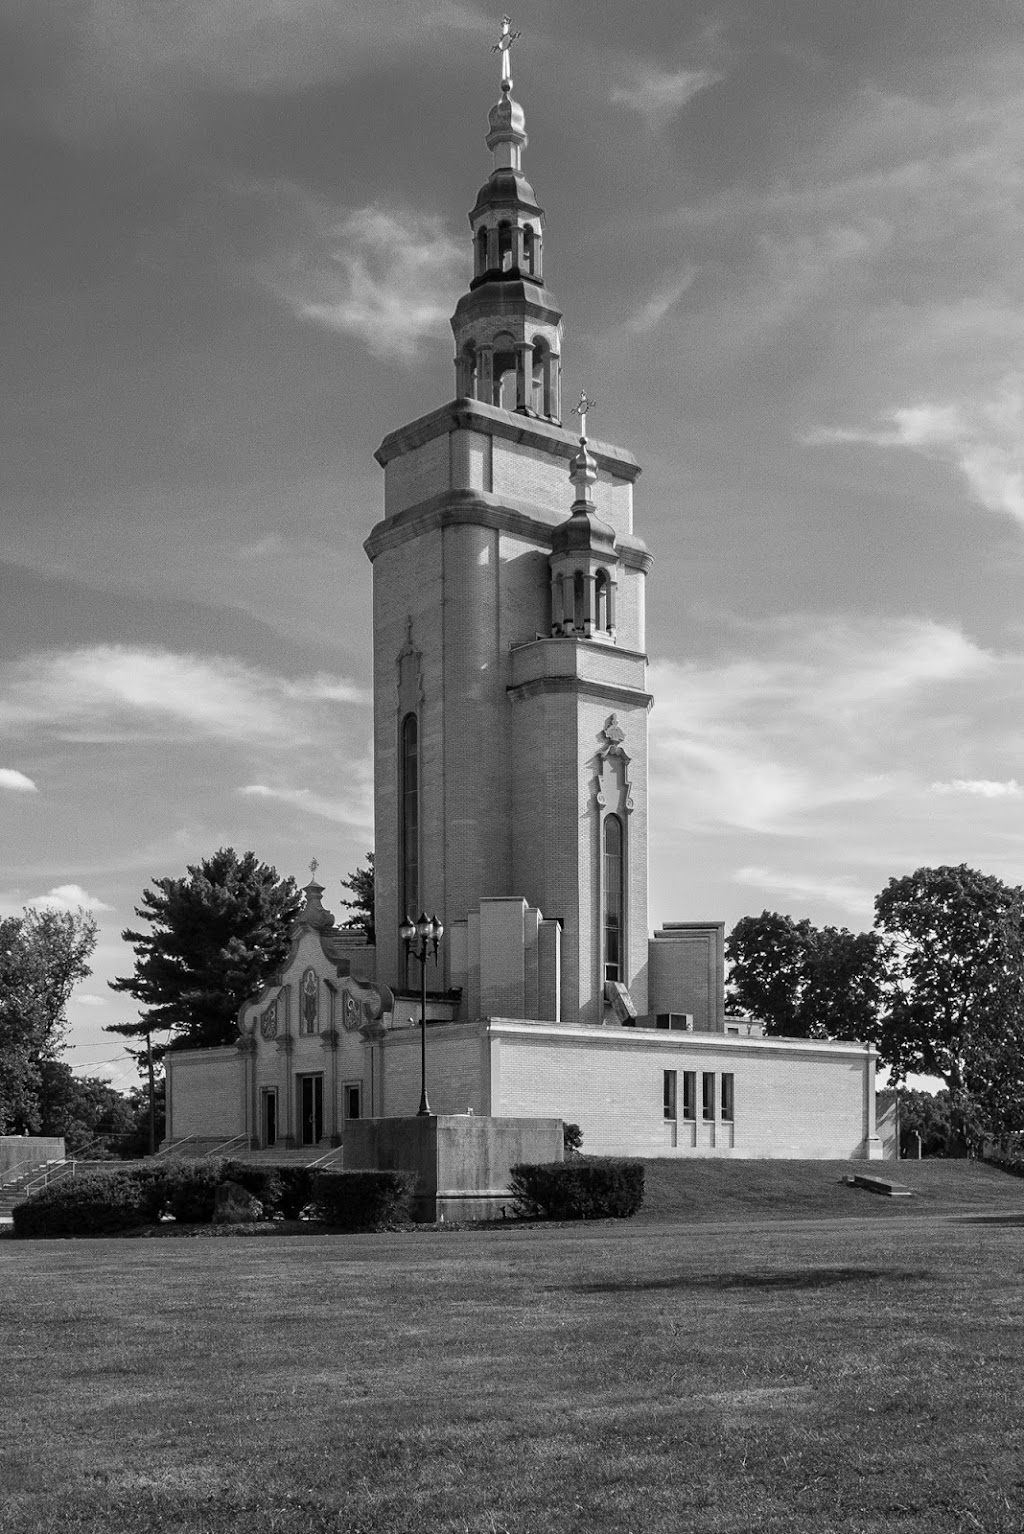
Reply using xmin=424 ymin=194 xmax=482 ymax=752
xmin=108 ymin=849 xmax=301 ymax=1053
xmin=339 ymin=852 xmax=375 ymax=945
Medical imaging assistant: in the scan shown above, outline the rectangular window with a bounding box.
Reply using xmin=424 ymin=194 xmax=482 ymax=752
xmin=682 ymin=1071 xmax=696 ymax=1121
xmin=343 ymin=1083 xmax=361 ymax=1121
xmin=663 ymin=1070 xmax=677 ymax=1121
xmin=702 ymin=1072 xmax=715 ymax=1122
xmin=721 ymin=1073 xmax=735 ymax=1123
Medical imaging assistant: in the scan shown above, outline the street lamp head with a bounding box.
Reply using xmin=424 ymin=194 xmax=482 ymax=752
xmin=399 ymin=914 xmax=415 ymax=945
xmin=430 ymin=913 xmax=444 ymax=941
xmin=415 ymin=910 xmax=432 ymax=940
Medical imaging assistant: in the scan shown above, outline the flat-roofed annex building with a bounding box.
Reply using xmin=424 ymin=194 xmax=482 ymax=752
xmin=165 ymin=53 xmax=882 ymax=1163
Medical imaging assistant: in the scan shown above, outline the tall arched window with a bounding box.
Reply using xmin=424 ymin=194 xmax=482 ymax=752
xmin=603 ymin=814 xmax=624 ymax=983
xmin=531 ymin=339 xmax=549 ymax=415
xmin=401 ymin=712 xmax=419 ymax=924
xmin=475 ymin=226 xmax=489 ymax=276
xmin=498 ymin=221 xmax=513 ymax=270
xmin=573 ymin=571 xmax=586 ymax=632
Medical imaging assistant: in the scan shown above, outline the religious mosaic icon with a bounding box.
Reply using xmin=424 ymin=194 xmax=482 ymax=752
xmin=342 ymin=992 xmax=362 ymax=1032
xmin=302 ymin=968 xmax=318 ymax=1033
xmin=259 ymin=999 xmax=278 ymax=1040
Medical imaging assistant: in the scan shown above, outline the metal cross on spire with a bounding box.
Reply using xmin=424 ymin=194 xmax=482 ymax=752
xmin=572 ymin=390 xmax=597 ymax=440
xmin=492 ymin=15 xmax=521 ymax=92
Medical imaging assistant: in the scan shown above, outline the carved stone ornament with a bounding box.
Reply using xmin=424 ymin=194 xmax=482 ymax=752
xmin=592 ymin=714 xmax=634 ymax=813
xmin=259 ymin=999 xmax=278 ymax=1040
xmin=337 ymin=976 xmax=396 ymax=1035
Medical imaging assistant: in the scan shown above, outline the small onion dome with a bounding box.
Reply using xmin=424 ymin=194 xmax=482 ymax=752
xmin=293 ymin=879 xmax=335 ymax=933
xmin=487 ymin=92 xmax=527 ymax=146
xmin=551 ymin=440 xmax=617 ymax=554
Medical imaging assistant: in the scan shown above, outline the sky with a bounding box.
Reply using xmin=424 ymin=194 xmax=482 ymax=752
xmin=3 ymin=0 xmax=1024 ymax=1090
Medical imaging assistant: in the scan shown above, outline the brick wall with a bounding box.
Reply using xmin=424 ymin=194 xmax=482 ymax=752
xmin=487 ymin=1020 xmax=877 ymax=1159
xmin=167 ymin=1049 xmax=245 ymax=1139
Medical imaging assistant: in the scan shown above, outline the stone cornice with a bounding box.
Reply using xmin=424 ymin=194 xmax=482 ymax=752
xmin=506 ymin=676 xmax=654 ymax=710
xmin=364 ymin=489 xmax=653 ymax=570
xmin=374 ymin=397 xmax=642 ymax=481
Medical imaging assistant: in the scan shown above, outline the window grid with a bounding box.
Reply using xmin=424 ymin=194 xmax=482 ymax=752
xmin=721 ymin=1073 xmax=735 ymax=1123
xmin=663 ymin=1070 xmax=677 ymax=1121
xmin=702 ymin=1072 xmax=715 ymax=1122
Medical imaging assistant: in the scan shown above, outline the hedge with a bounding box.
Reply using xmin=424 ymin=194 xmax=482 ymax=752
xmin=12 ymin=1171 xmax=163 ymax=1239
xmin=509 ymin=1157 xmax=645 ymax=1220
xmin=311 ymin=1169 xmax=417 ymax=1230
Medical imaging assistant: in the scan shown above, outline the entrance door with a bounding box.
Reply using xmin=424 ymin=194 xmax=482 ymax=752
xmin=298 ymin=1074 xmax=324 ymax=1146
xmin=261 ymin=1088 xmax=278 ymax=1148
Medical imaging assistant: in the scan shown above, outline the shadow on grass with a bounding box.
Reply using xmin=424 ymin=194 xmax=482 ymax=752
xmin=564 ymin=1266 xmax=930 ymax=1293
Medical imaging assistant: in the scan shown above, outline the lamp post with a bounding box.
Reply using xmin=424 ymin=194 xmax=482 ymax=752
xmin=399 ymin=910 xmax=444 ymax=1117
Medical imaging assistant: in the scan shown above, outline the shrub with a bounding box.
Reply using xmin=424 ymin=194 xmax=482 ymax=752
xmin=158 ymin=1160 xmax=225 ymax=1224
xmin=220 ymin=1160 xmax=282 ymax=1211
xmin=269 ymin=1166 xmax=316 ymax=1221
xmin=311 ymin=1169 xmax=417 ymax=1230
xmin=563 ymin=1123 xmax=583 ymax=1155
xmin=509 ymin=1157 xmax=645 ymax=1221
xmin=13 ymin=1171 xmax=161 ymax=1239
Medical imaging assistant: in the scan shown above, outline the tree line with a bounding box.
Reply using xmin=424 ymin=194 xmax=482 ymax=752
xmin=4 ymin=851 xmax=1023 ymax=1158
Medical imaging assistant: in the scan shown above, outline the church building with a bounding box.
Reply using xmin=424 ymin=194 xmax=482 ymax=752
xmin=165 ymin=37 xmax=881 ymax=1162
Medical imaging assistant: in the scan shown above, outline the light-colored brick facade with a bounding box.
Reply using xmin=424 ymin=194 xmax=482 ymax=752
xmin=165 ymin=71 xmax=881 ymax=1163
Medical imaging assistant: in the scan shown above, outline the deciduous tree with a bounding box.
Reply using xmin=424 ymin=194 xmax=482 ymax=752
xmin=726 ymin=911 xmax=889 ymax=1041
xmin=0 ymin=907 xmax=98 ymax=1133
xmin=108 ymin=849 xmax=301 ymax=1053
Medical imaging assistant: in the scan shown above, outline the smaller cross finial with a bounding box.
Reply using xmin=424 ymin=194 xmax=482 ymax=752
xmin=492 ymin=15 xmax=520 ymax=92
xmin=572 ymin=390 xmax=597 ymax=441
xmin=309 ymin=858 xmax=319 ymax=880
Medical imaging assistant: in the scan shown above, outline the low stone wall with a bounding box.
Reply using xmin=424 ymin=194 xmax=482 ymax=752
xmin=0 ymin=1137 xmax=65 ymax=1180
xmin=343 ymin=1115 xmax=564 ymax=1221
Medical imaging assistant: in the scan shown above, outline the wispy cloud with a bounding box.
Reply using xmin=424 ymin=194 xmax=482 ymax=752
xmin=271 ymin=202 xmax=463 ymax=363
xmin=72 ymin=993 xmax=108 ymax=1007
xmin=623 ymin=271 xmax=697 ymax=335
xmin=0 ymin=645 xmax=367 ymax=747
xmin=649 ymin=614 xmax=991 ymax=835
xmin=0 ymin=768 xmax=36 ymax=792
xmin=931 ymin=778 xmax=1023 ymax=798
xmin=612 ymin=66 xmax=720 ymax=130
xmin=732 ymin=866 xmax=875 ymax=918
xmin=806 ymin=378 xmax=1024 ymax=526
xmin=240 ymin=782 xmax=372 ymax=831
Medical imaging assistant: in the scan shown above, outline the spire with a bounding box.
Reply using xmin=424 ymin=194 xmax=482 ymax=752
xmin=450 ymin=18 xmax=564 ymax=421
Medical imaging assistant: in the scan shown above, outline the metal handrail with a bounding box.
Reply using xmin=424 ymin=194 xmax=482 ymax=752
xmin=202 ymin=1134 xmax=250 ymax=1159
xmin=151 ymin=1134 xmax=197 ymax=1159
xmin=0 ymin=1153 xmax=65 ymax=1187
xmin=307 ymin=1143 xmax=345 ymax=1169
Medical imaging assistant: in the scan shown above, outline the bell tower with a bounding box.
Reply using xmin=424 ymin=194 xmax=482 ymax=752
xmin=365 ymin=24 xmax=652 ymax=1025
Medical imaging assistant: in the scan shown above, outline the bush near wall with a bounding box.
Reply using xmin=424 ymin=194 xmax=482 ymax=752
xmin=311 ymin=1170 xmax=417 ymax=1230
xmin=158 ymin=1161 xmax=227 ymax=1224
xmin=12 ymin=1171 xmax=163 ymax=1239
xmin=509 ymin=1157 xmax=645 ymax=1221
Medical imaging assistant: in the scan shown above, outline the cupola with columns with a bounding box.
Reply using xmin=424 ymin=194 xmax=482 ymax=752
xmin=451 ymin=17 xmax=563 ymax=421
xmin=549 ymin=394 xmax=620 ymax=641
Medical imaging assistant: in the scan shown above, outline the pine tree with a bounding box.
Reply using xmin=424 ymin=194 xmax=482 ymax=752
xmin=108 ymin=849 xmax=301 ymax=1053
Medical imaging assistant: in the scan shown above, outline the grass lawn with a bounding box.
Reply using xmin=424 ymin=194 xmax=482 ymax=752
xmin=3 ymin=1165 xmax=1024 ymax=1533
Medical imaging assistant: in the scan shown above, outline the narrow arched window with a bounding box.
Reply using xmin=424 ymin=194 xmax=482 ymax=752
xmin=458 ymin=343 xmax=477 ymax=399
xmin=523 ymin=225 xmax=535 ymax=275
xmin=401 ymin=713 xmax=419 ymax=925
xmin=491 ymin=331 xmax=517 ymax=411
xmin=475 ymin=226 xmax=489 ymax=277
xmin=531 ymin=340 xmax=549 ymax=415
xmin=603 ymin=815 xmax=624 ymax=983
xmin=595 ymin=569 xmax=610 ymax=632
xmin=573 ymin=571 xmax=585 ymax=631
xmin=498 ymin=221 xmax=513 ymax=271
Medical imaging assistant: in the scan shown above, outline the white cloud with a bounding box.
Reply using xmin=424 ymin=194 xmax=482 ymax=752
xmin=29 ymin=884 xmax=113 ymax=913
xmin=72 ymin=993 xmax=108 ymax=1008
xmin=274 ymin=203 xmax=463 ymax=364
xmin=0 ymin=768 xmax=37 ymax=792
xmin=612 ymin=67 xmax=720 ymax=130
xmin=0 ymin=644 xmax=367 ymax=748
xmin=732 ymin=866 xmax=875 ymax=918
xmin=806 ymin=379 xmax=1024 ymax=526
xmin=240 ymin=782 xmax=372 ymax=831
xmin=649 ymin=614 xmax=991 ymax=835
xmin=931 ymin=779 xmax=1022 ymax=798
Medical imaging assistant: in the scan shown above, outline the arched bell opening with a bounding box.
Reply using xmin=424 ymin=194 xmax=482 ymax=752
xmin=491 ymin=330 xmax=518 ymax=411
